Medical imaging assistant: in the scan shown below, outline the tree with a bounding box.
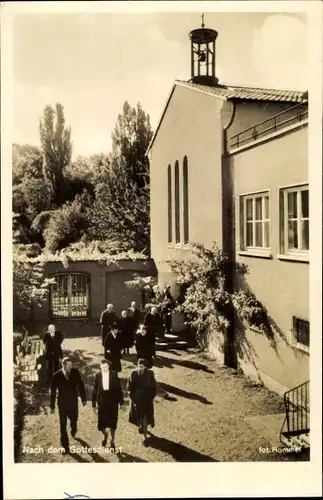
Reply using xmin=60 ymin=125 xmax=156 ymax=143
xmin=20 ymin=177 xmax=53 ymax=220
xmin=111 ymin=101 xmax=152 ymax=191
xmin=12 ymin=144 xmax=47 ymax=244
xmin=89 ymin=101 xmax=153 ymax=254
xmin=39 ymin=103 xmax=72 ymax=206
xmin=13 ymin=216 xmax=52 ymax=320
xmin=12 ymin=144 xmax=43 ymax=185
xmin=66 ymin=154 xmax=110 ymax=184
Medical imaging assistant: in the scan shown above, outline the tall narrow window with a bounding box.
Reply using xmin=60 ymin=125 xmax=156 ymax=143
xmin=167 ymin=164 xmax=172 ymax=243
xmin=183 ymin=156 xmax=189 ymax=244
xmin=174 ymin=160 xmax=180 ymax=243
xmin=280 ymin=184 xmax=309 ymax=255
xmin=240 ymin=192 xmax=270 ymax=251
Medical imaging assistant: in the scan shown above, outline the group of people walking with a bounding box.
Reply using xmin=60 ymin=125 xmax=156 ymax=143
xmin=40 ymin=286 xmax=174 ymax=456
xmin=100 ymin=287 xmax=175 ymax=372
xmin=47 ymin=352 xmax=157 ymax=454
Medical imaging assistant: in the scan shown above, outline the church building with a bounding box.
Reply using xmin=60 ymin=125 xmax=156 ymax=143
xmin=147 ymin=19 xmax=309 ymax=395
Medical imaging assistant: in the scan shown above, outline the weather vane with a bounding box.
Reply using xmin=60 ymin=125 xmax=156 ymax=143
xmin=201 ymin=13 xmax=205 ymax=28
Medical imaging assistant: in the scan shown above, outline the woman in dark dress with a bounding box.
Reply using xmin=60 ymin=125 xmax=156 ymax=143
xmin=118 ymin=309 xmax=134 ymax=356
xmin=92 ymin=358 xmax=124 ymax=448
xmin=128 ymin=358 xmax=157 ymax=445
xmin=135 ymin=324 xmax=154 ymax=369
xmin=104 ymin=326 xmax=122 ymax=373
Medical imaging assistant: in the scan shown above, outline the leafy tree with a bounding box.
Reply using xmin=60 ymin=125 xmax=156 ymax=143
xmin=111 ymin=101 xmax=152 ymax=191
xmin=89 ymin=101 xmax=153 ymax=254
xmin=20 ymin=177 xmax=53 ymax=220
xmin=12 ymin=144 xmax=43 ymax=185
xmin=39 ymin=103 xmax=72 ymax=206
xmin=66 ymin=154 xmax=110 ymax=184
xmin=12 ymin=144 xmax=47 ymax=243
xmin=13 ymin=217 xmax=52 ymax=320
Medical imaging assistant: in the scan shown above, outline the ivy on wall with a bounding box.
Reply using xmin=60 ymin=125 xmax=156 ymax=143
xmin=167 ymin=242 xmax=271 ymax=349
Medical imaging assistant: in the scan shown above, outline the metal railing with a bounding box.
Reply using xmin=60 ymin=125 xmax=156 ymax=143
xmin=280 ymin=380 xmax=310 ymax=441
xmin=230 ymin=102 xmax=308 ymax=149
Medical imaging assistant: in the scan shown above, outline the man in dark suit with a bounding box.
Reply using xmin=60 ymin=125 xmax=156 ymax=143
xmin=42 ymin=324 xmax=64 ymax=384
xmin=100 ymin=303 xmax=118 ymax=347
xmin=128 ymin=301 xmax=141 ymax=333
xmin=50 ymin=357 xmax=87 ymax=453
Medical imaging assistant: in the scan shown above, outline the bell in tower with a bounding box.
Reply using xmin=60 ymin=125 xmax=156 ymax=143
xmin=189 ymin=14 xmax=219 ymax=86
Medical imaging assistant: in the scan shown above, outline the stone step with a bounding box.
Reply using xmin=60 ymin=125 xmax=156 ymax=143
xmin=280 ymin=431 xmax=310 ymax=449
xmin=156 ymin=339 xmax=191 ymax=351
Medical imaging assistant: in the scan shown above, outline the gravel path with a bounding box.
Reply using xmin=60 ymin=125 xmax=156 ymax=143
xmin=18 ymin=336 xmax=307 ymax=463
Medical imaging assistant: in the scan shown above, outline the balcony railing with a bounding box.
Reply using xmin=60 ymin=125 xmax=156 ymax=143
xmin=230 ymin=101 xmax=308 ymax=149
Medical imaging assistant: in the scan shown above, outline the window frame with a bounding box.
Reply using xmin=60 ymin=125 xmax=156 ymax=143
xmin=292 ymin=315 xmax=310 ymax=354
xmin=281 ymin=184 xmax=309 ymax=258
xmin=49 ymin=272 xmax=90 ymax=319
xmin=239 ymin=190 xmax=271 ymax=258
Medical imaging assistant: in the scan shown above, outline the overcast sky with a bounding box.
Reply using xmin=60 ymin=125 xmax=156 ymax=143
xmin=13 ymin=11 xmax=308 ymax=158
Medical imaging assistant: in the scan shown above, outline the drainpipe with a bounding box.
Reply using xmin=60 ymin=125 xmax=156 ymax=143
xmin=221 ymin=101 xmax=237 ymax=368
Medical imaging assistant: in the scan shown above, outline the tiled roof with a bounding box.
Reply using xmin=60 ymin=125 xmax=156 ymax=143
xmin=175 ymin=80 xmax=307 ymax=103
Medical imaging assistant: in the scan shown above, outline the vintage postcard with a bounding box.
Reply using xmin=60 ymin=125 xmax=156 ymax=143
xmin=1 ymin=1 xmax=322 ymax=499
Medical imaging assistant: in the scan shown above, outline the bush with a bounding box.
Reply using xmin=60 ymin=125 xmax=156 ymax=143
xmin=43 ymin=194 xmax=89 ymax=252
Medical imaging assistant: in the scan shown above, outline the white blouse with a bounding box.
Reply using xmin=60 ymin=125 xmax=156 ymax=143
xmin=102 ymin=371 xmax=110 ymax=390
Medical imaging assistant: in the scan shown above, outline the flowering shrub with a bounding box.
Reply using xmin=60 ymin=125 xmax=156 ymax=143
xmin=168 ymin=242 xmax=270 ymax=348
xmin=232 ymin=289 xmax=269 ymax=331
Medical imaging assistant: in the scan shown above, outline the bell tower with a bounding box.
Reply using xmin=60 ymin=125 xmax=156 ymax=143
xmin=189 ymin=14 xmax=219 ymax=86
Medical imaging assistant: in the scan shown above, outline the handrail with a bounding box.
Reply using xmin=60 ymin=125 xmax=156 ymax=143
xmin=284 ymin=380 xmax=309 ymax=435
xmin=230 ymin=101 xmax=308 ymax=149
xmin=284 ymin=379 xmax=310 ymax=396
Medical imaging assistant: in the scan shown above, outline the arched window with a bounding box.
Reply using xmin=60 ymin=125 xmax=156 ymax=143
xmin=174 ymin=160 xmax=180 ymax=243
xmin=50 ymin=273 xmax=90 ymax=318
xmin=183 ymin=156 xmax=189 ymax=244
xmin=167 ymin=164 xmax=172 ymax=243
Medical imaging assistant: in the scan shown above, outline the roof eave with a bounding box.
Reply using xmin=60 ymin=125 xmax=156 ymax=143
xmin=146 ymin=83 xmax=177 ymax=157
xmin=174 ymin=80 xmax=228 ymax=101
